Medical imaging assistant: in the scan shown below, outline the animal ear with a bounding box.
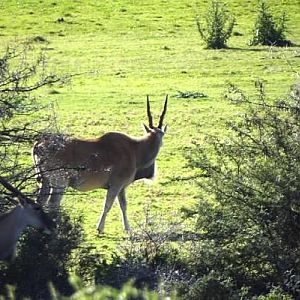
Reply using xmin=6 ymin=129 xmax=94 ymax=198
xmin=163 ymin=124 xmax=168 ymax=133
xmin=143 ymin=123 xmax=151 ymax=133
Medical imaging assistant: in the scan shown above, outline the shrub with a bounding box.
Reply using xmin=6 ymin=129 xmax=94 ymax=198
xmin=64 ymin=279 xmax=176 ymax=300
xmin=250 ymin=1 xmax=291 ymax=46
xmin=186 ymin=80 xmax=300 ymax=298
xmin=94 ymin=210 xmax=190 ymax=295
xmin=255 ymin=287 xmax=292 ymax=300
xmin=0 ymin=43 xmax=67 ymax=212
xmin=0 ymin=43 xmax=76 ymax=300
xmin=0 ymin=213 xmax=84 ymax=300
xmin=196 ymin=1 xmax=235 ymax=49
xmin=174 ymin=271 xmax=233 ymax=300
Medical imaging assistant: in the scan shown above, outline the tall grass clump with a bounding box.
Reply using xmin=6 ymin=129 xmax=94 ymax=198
xmin=196 ymin=0 xmax=235 ymax=49
xmin=250 ymin=1 xmax=291 ymax=46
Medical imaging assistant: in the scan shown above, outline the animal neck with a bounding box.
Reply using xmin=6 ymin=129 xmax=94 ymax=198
xmin=0 ymin=206 xmax=26 ymax=260
xmin=135 ymin=133 xmax=162 ymax=169
xmin=1 ymin=206 xmax=26 ymax=241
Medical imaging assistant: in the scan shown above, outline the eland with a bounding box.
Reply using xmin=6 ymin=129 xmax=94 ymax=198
xmin=32 ymin=96 xmax=168 ymax=233
xmin=0 ymin=177 xmax=54 ymax=261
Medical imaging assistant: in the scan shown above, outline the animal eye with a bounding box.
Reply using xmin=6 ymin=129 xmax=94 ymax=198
xmin=34 ymin=206 xmax=41 ymax=211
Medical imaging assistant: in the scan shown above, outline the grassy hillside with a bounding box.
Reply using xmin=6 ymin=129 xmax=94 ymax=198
xmin=1 ymin=0 xmax=300 ymax=257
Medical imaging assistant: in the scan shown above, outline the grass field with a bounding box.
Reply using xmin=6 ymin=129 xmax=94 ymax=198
xmin=1 ymin=0 xmax=300 ymax=258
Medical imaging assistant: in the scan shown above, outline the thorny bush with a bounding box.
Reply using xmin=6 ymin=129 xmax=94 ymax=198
xmin=185 ymin=80 xmax=300 ymax=298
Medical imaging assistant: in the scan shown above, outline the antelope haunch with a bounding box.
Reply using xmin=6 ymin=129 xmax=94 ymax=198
xmin=0 ymin=177 xmax=54 ymax=261
xmin=32 ymin=96 xmax=168 ymax=233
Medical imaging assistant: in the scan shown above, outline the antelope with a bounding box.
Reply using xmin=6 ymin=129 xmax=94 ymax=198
xmin=0 ymin=176 xmax=54 ymax=261
xmin=32 ymin=96 xmax=168 ymax=233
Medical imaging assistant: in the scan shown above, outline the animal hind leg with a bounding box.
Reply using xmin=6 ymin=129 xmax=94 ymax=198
xmin=118 ymin=188 xmax=130 ymax=232
xmin=97 ymin=187 xmax=121 ymax=233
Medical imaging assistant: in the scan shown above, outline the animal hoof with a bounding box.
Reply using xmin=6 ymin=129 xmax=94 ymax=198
xmin=124 ymin=227 xmax=131 ymax=234
xmin=97 ymin=227 xmax=104 ymax=235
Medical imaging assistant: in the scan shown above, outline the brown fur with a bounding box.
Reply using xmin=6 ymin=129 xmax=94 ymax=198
xmin=32 ymin=97 xmax=168 ymax=233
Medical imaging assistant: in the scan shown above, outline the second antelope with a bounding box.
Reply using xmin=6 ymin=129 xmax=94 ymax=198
xmin=0 ymin=177 xmax=54 ymax=261
xmin=32 ymin=96 xmax=168 ymax=233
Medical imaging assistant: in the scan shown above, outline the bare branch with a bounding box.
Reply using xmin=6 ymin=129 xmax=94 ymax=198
xmin=0 ymin=176 xmax=30 ymax=204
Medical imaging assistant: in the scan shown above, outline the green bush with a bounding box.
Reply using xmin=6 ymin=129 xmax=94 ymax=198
xmin=1 ymin=276 xmax=178 ymax=300
xmin=196 ymin=1 xmax=235 ymax=49
xmin=94 ymin=212 xmax=188 ymax=293
xmin=250 ymin=1 xmax=291 ymax=46
xmin=255 ymin=287 xmax=292 ymax=300
xmin=185 ymin=80 xmax=300 ymax=298
xmin=0 ymin=43 xmax=66 ymax=225
xmin=0 ymin=42 xmax=76 ymax=300
xmin=51 ymin=277 xmax=177 ymax=300
xmin=0 ymin=213 xmax=84 ymax=300
xmin=0 ymin=212 xmax=184 ymax=300
xmin=174 ymin=271 xmax=233 ymax=300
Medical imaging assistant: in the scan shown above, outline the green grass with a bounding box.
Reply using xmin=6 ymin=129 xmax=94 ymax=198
xmin=1 ymin=0 xmax=300 ymax=257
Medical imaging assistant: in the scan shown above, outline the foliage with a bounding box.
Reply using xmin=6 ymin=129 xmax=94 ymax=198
xmin=185 ymin=81 xmax=300 ymax=298
xmin=51 ymin=276 xmax=177 ymax=300
xmin=0 ymin=44 xmax=75 ymax=299
xmin=94 ymin=211 xmax=189 ymax=294
xmin=0 ymin=211 xmax=184 ymax=299
xmin=255 ymin=287 xmax=293 ymax=300
xmin=250 ymin=1 xmax=291 ymax=46
xmin=0 ymin=213 xmax=84 ymax=300
xmin=0 ymin=43 xmax=67 ymax=212
xmin=196 ymin=0 xmax=235 ymax=49
xmin=174 ymin=271 xmax=234 ymax=300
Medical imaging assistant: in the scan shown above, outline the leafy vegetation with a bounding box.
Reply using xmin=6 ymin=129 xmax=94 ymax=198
xmin=0 ymin=213 xmax=83 ymax=299
xmin=0 ymin=44 xmax=64 ymax=195
xmin=250 ymin=1 xmax=291 ymax=46
xmin=196 ymin=0 xmax=235 ymax=49
xmin=51 ymin=278 xmax=177 ymax=300
xmin=186 ymin=81 xmax=300 ymax=298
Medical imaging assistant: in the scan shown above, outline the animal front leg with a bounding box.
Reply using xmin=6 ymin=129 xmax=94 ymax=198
xmin=48 ymin=187 xmax=65 ymax=209
xmin=97 ymin=187 xmax=120 ymax=233
xmin=36 ymin=179 xmax=51 ymax=204
xmin=118 ymin=188 xmax=130 ymax=232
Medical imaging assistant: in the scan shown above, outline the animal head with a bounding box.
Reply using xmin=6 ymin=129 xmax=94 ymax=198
xmin=143 ymin=95 xmax=168 ymax=138
xmin=19 ymin=197 xmax=55 ymax=233
xmin=0 ymin=176 xmax=55 ymax=234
